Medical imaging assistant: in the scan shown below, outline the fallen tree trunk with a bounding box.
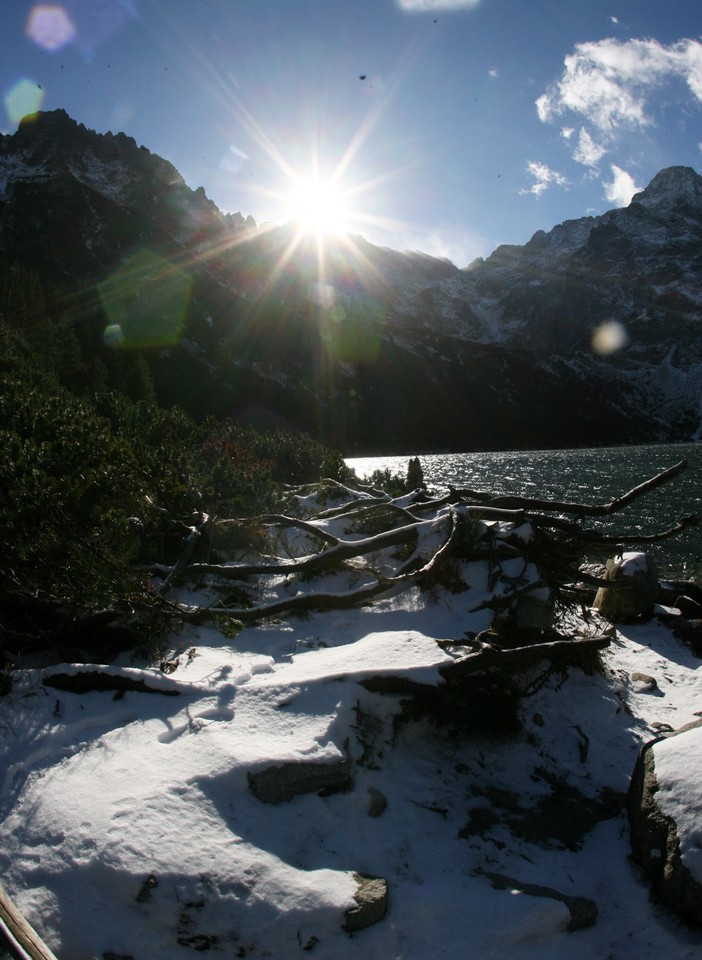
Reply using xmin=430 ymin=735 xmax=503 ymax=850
xmin=438 ymin=633 xmax=611 ymax=679
xmin=358 ymin=635 xmax=611 ymax=694
xmin=155 ymin=461 xmax=698 ymax=637
xmin=155 ymin=506 xmax=532 ymax=585
xmin=179 ymin=508 xmax=468 ymax=624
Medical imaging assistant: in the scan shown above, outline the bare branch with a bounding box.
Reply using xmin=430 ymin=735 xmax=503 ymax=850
xmin=450 ymin=459 xmax=688 ymax=516
xmin=166 ymin=517 xmax=437 ymax=582
xmin=439 ymin=634 xmax=611 ymax=679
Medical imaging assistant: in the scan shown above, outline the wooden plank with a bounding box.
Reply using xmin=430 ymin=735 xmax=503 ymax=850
xmin=0 ymin=885 xmax=59 ymax=960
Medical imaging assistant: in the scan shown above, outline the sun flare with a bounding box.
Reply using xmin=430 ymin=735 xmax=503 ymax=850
xmin=284 ymin=176 xmax=352 ymax=236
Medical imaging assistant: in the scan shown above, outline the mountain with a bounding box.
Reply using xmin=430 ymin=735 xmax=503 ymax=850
xmin=1 ymin=109 xmax=701 ymax=452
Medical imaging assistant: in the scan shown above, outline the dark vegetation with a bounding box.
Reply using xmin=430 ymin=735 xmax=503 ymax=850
xmin=2 ymin=258 xmax=698 ymax=694
xmin=0 ymin=260 xmax=346 ymax=664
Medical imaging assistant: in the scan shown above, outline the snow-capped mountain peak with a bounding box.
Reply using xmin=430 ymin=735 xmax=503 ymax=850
xmin=631 ymin=165 xmax=702 ymax=212
xmin=1 ymin=111 xmax=701 ymax=450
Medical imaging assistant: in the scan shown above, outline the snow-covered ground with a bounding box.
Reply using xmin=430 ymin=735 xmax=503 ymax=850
xmin=0 ymin=584 xmax=700 ymax=959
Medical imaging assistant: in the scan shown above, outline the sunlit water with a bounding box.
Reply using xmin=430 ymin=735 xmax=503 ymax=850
xmin=347 ymin=443 xmax=702 ymax=580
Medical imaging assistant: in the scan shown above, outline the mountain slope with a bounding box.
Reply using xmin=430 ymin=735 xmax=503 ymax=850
xmin=1 ymin=110 xmax=700 ymax=451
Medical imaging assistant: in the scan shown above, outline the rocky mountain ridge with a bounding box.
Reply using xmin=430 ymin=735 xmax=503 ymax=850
xmin=1 ymin=109 xmax=701 ymax=451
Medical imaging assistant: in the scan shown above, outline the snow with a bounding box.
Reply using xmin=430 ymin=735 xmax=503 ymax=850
xmin=1 ymin=586 xmax=701 ymax=958
xmin=620 ymin=551 xmax=650 ymax=575
xmin=652 ymin=725 xmax=702 ymax=884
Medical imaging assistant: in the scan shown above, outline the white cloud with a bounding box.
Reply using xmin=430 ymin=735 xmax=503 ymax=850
xmin=537 ymin=37 xmax=702 ymax=135
xmin=397 ymin=0 xmax=480 ymax=10
xmin=603 ymin=164 xmax=642 ymax=206
xmin=573 ymin=127 xmax=606 ymax=167
xmin=520 ymin=161 xmax=569 ymax=197
xmin=560 ymin=126 xmax=575 ymax=140
xmin=488 ymin=68 xmax=499 ymax=78
xmin=535 ymin=92 xmax=554 ymax=124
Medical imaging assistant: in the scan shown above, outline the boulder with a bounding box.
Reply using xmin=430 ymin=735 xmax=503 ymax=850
xmin=675 ymin=595 xmax=702 ymax=620
xmin=628 ymin=719 xmax=702 ymax=925
xmin=248 ymin=760 xmax=352 ymax=804
xmin=343 ymin=874 xmax=388 ymax=932
xmin=593 ymin=552 xmax=658 ymax=621
xmin=672 ymin=617 xmax=702 ymax=656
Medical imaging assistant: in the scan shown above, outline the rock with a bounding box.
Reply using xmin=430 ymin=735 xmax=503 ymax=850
xmin=593 ymin=552 xmax=658 ymax=621
xmin=631 ymin=671 xmax=658 ymax=692
xmin=675 ymin=595 xmax=702 ymax=620
xmin=658 ymin=579 xmax=702 ymax=608
xmin=672 ymin=618 xmax=702 ymax=656
xmin=628 ymin=719 xmax=702 ymax=925
xmin=248 ymin=760 xmax=352 ymax=804
xmin=343 ymin=874 xmax=388 ymax=932
xmin=480 ymin=871 xmax=598 ymax=931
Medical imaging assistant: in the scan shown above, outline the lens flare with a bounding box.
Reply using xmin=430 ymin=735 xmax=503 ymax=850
xmin=4 ymin=78 xmax=45 ymax=125
xmin=26 ymin=0 xmax=138 ymax=59
xmin=591 ymin=320 xmax=629 ymax=356
xmin=219 ymin=143 xmax=248 ymax=175
xmin=26 ymin=5 xmax=77 ymax=52
xmin=97 ymin=248 xmax=193 ymax=348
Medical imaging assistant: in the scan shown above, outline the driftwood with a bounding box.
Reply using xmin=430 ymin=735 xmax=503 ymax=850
xmin=448 ymin=458 xmax=688 ymax=515
xmin=0 ymin=883 xmax=59 ymax=960
xmin=154 ymin=461 xmax=697 ymax=630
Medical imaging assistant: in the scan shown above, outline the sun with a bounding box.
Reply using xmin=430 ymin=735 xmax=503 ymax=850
xmin=283 ymin=175 xmax=352 ymax=237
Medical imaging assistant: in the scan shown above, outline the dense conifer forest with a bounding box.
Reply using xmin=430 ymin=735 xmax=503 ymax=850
xmin=0 ymin=260 xmax=346 ymax=663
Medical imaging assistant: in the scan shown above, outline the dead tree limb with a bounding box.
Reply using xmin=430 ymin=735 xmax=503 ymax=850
xmin=449 ymin=459 xmax=688 ymax=516
xmin=258 ymin=514 xmax=339 ymax=544
xmin=153 ymin=505 xmax=535 ymax=586
xmin=178 ymin=582 xmax=392 ymax=623
xmin=177 ymin=507 xmax=473 ymax=625
xmin=358 ymin=635 xmax=611 ymax=696
xmin=158 ymin=517 xmax=437 ymax=582
xmin=311 ymin=497 xmax=423 ymax=524
xmin=438 ymin=634 xmax=611 ymax=679
xmin=149 ymin=460 xmax=698 ymax=640
xmin=157 ymin=513 xmax=213 ymax=595
xmin=531 ymin=512 xmax=700 ymax=545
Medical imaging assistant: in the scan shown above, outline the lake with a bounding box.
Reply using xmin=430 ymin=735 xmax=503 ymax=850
xmin=346 ymin=442 xmax=702 ymax=580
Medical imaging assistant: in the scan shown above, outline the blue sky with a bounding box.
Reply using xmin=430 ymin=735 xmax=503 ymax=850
xmin=3 ymin=0 xmax=701 ymax=265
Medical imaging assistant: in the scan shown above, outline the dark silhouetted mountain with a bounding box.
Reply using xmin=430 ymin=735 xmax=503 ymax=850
xmin=1 ymin=110 xmax=701 ymax=451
